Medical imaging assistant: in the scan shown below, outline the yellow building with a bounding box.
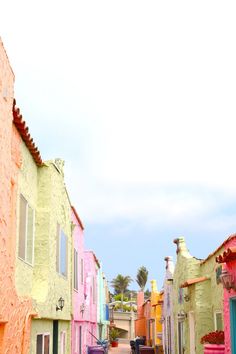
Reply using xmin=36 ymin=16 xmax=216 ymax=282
xmin=148 ymin=280 xmax=163 ymax=349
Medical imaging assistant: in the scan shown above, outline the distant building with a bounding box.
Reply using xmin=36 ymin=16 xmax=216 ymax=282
xmin=71 ymin=206 xmax=86 ymax=354
xmin=162 ymin=257 xmax=175 ymax=354
xmin=83 ymin=251 xmax=99 ymax=347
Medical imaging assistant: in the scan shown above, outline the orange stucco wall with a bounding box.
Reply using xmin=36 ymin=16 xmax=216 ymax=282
xmin=0 ymin=39 xmax=33 ymax=354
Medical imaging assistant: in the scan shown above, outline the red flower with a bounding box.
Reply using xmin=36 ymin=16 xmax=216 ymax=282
xmin=200 ymin=331 xmax=224 ymax=345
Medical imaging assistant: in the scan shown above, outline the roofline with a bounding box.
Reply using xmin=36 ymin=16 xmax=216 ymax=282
xmin=12 ymin=99 xmax=43 ymax=166
xmin=71 ymin=206 xmax=84 ymax=230
xmin=201 ymin=233 xmax=236 ymax=264
xmin=84 ymin=250 xmax=100 ymax=268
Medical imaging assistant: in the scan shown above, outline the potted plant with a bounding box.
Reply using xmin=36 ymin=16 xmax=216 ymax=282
xmin=200 ymin=330 xmax=225 ymax=353
xmin=109 ymin=328 xmax=120 ymax=347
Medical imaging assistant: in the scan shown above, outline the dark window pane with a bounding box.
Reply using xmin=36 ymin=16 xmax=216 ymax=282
xmin=36 ymin=334 xmax=43 ymax=354
xmin=44 ymin=335 xmax=50 ymax=354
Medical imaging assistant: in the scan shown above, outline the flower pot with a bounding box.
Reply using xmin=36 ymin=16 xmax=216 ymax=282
xmin=111 ymin=341 xmax=119 ymax=347
xmin=203 ymin=344 xmax=225 ymax=354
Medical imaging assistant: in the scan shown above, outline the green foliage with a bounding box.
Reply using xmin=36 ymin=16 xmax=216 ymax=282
xmin=144 ymin=288 xmax=151 ymax=299
xmin=114 ymin=303 xmax=137 ymax=312
xmin=114 ymin=294 xmax=128 ymax=302
xmin=136 ymin=266 xmax=148 ymax=291
xmin=110 ymin=274 xmax=133 ymax=295
xmin=109 ymin=328 xmax=120 ymax=341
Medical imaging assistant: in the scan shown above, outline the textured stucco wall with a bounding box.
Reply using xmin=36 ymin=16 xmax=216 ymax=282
xmin=221 ymin=237 xmax=236 ymax=354
xmin=0 ymin=39 xmax=33 ymax=354
xmin=173 ymin=238 xmax=201 ymax=354
xmin=150 ymin=280 xmax=163 ymax=345
xmin=173 ymin=237 xmax=224 ymax=354
xmin=135 ymin=292 xmax=146 ymax=337
xmin=199 ymin=250 xmax=224 ymax=348
xmin=32 ymin=161 xmax=72 ymax=317
xmin=15 ymin=140 xmax=38 ymax=296
xmin=97 ymin=266 xmax=109 ymax=340
xmin=30 ymin=319 xmax=53 ymax=354
xmin=72 ymin=208 xmax=85 ymax=354
xmin=162 ymin=257 xmax=175 ymax=353
xmin=30 ymin=161 xmax=72 ymax=351
xmin=84 ymin=251 xmax=98 ymax=324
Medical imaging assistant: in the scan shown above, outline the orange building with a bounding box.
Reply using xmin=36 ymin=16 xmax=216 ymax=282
xmin=135 ymin=281 xmax=163 ymax=350
xmin=0 ymin=39 xmax=41 ymax=353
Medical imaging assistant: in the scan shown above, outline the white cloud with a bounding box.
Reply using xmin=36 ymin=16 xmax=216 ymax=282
xmin=1 ymin=0 xmax=236 ymax=233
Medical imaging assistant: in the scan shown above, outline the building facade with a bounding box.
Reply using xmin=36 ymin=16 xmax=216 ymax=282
xmin=83 ymin=251 xmax=99 ymax=348
xmin=215 ymin=234 xmax=236 ymax=354
xmin=0 ymin=39 xmax=38 ymax=354
xmin=172 ymin=237 xmax=224 ymax=354
xmin=162 ymin=256 xmax=175 ymax=354
xmin=71 ymin=206 xmax=86 ymax=354
xmin=29 ymin=159 xmax=72 ymax=354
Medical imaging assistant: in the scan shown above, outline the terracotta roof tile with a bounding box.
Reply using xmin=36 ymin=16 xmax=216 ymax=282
xmin=201 ymin=233 xmax=236 ymax=264
xmin=180 ymin=276 xmax=208 ymax=288
xmin=12 ymin=99 xmax=43 ymax=166
xmin=216 ymin=246 xmax=236 ymax=263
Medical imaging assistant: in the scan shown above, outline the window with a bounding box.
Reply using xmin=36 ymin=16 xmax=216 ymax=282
xmin=81 ymin=259 xmax=84 ymax=284
xmin=56 ymin=224 xmax=68 ymax=277
xmin=18 ymin=194 xmax=34 ymax=264
xmin=93 ymin=276 xmax=96 ymax=304
xmin=36 ymin=334 xmax=50 ymax=354
xmin=214 ymin=311 xmax=223 ymax=331
xmin=74 ymin=249 xmax=78 ymax=290
xmin=60 ymin=331 xmax=66 ymax=354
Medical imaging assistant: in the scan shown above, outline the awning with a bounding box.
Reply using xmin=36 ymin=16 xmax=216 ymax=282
xmin=180 ymin=277 xmax=208 ymax=288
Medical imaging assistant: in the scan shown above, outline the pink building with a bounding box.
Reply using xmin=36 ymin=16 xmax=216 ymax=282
xmin=216 ymin=233 xmax=236 ymax=354
xmin=83 ymin=250 xmax=100 ymax=349
xmin=71 ymin=206 xmax=86 ymax=354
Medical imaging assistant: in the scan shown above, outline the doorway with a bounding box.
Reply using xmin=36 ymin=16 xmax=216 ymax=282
xmin=230 ymin=298 xmax=236 ymax=354
xmin=53 ymin=320 xmax=58 ymax=354
xmin=177 ymin=321 xmax=184 ymax=354
xmin=189 ymin=312 xmax=195 ymax=354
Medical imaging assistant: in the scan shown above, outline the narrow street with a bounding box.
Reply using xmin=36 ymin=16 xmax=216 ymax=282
xmin=109 ymin=343 xmax=130 ymax=354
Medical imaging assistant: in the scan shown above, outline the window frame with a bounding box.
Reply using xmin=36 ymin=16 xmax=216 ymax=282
xmin=81 ymin=258 xmax=84 ymax=284
xmin=36 ymin=332 xmax=50 ymax=354
xmin=214 ymin=310 xmax=223 ymax=331
xmin=18 ymin=193 xmax=35 ymax=265
xmin=74 ymin=248 xmax=78 ymax=291
xmin=56 ymin=224 xmax=68 ymax=278
xmin=60 ymin=331 xmax=66 ymax=354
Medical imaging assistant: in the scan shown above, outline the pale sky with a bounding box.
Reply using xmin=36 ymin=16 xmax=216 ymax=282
xmin=1 ymin=1 xmax=236 ymax=290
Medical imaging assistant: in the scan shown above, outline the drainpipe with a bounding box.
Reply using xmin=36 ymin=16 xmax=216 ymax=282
xmin=21 ymin=311 xmax=38 ymax=354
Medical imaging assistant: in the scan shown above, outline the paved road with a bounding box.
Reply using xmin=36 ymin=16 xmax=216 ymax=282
xmin=109 ymin=343 xmax=130 ymax=354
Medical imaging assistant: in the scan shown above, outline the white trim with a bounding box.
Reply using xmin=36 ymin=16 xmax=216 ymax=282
xmin=18 ymin=193 xmax=35 ymax=266
xmin=189 ymin=311 xmax=195 ymax=354
xmin=60 ymin=331 xmax=66 ymax=354
xmin=214 ymin=310 xmax=223 ymax=331
xmin=36 ymin=332 xmax=50 ymax=354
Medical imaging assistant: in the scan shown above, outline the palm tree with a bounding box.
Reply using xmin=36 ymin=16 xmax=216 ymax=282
xmin=136 ymin=266 xmax=148 ymax=291
xmin=110 ymin=274 xmax=132 ymax=311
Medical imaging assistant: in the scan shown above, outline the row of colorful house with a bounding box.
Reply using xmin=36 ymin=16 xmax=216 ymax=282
xmin=135 ymin=235 xmax=236 ymax=354
xmin=0 ymin=39 xmax=109 ymax=353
